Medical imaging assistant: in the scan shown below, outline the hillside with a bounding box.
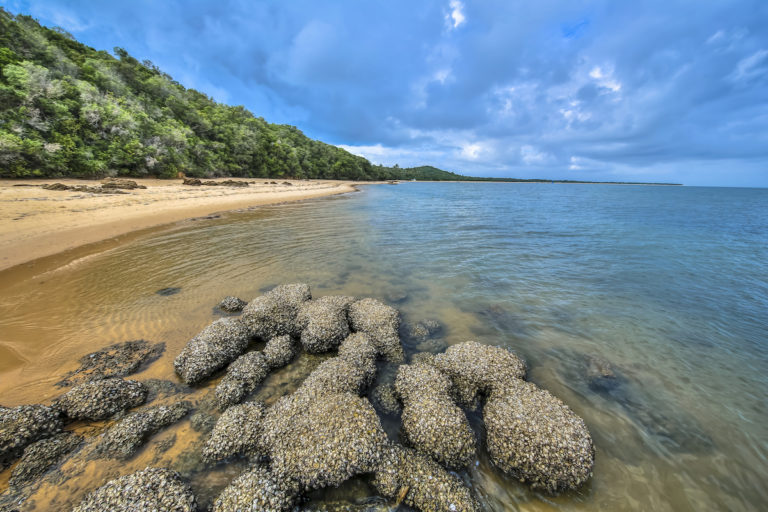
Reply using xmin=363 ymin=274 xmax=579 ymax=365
xmin=0 ymin=10 xmax=409 ymax=180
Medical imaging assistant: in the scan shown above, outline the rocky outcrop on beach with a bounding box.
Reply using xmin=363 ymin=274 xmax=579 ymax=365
xmin=0 ymin=405 xmax=62 ymax=467
xmin=95 ymin=402 xmax=191 ymax=459
xmin=9 ymin=432 xmax=82 ymax=490
xmin=53 ymin=378 xmax=148 ymax=421
xmin=174 ymin=317 xmax=252 ymax=385
xmin=57 ymin=340 xmax=165 ymax=387
xmin=72 ymin=467 xmax=198 ymax=512
xmin=100 ymin=178 xmax=147 ymax=189
xmin=42 ymin=183 xmax=128 ymax=194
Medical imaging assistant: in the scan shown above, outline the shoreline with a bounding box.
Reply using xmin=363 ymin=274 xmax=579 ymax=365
xmin=0 ymin=178 xmax=363 ymax=273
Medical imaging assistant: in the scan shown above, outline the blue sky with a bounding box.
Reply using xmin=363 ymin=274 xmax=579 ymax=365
xmin=4 ymin=0 xmax=768 ymax=186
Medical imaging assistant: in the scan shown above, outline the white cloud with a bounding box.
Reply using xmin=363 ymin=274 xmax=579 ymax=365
xmin=460 ymin=142 xmax=483 ymax=159
xmin=520 ymin=145 xmax=550 ymax=165
xmin=446 ymin=1 xmax=466 ymax=29
xmin=730 ymin=49 xmax=768 ymax=82
xmin=589 ymin=65 xmax=621 ymax=92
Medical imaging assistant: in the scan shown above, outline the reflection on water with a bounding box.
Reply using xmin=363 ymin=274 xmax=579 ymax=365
xmin=1 ymin=183 xmax=767 ymax=511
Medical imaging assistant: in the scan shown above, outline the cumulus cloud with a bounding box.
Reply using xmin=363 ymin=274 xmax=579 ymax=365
xmin=9 ymin=0 xmax=768 ymax=185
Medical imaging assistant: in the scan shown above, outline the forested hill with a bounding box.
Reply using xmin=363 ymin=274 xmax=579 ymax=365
xmin=0 ymin=10 xmax=416 ymax=180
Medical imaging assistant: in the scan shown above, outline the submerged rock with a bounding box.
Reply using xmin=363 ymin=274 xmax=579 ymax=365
xmin=72 ymin=467 xmax=198 ymax=512
xmin=212 ymin=465 xmax=300 ymax=512
xmin=434 ymin=341 xmax=527 ymax=410
xmin=348 ymin=298 xmax=404 ymax=362
xmin=0 ymin=405 xmax=62 ymax=466
xmin=395 ymin=364 xmax=476 ymax=469
xmin=372 ymin=443 xmax=480 ymax=512
xmin=586 ymin=356 xmax=622 ymax=392
xmin=483 ymin=380 xmax=594 ymax=493
xmin=297 ymin=295 xmax=355 ymax=353
xmin=262 ymin=334 xmax=297 ymax=368
xmin=57 ymin=340 xmax=165 ymax=387
xmin=95 ymin=402 xmax=191 ymax=459
xmin=217 ymin=296 xmax=247 ymax=313
xmin=242 ymin=283 xmax=312 ymax=340
xmin=174 ymin=317 xmax=251 ymax=385
xmin=203 ymin=401 xmax=267 ymax=463
xmin=369 ymin=383 xmax=401 ymax=416
xmin=156 ymin=287 xmax=182 ymax=296
xmin=9 ymin=432 xmax=82 ymax=489
xmin=53 ymin=378 xmax=147 ymax=421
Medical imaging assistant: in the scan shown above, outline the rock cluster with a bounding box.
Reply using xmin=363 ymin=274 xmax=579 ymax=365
xmin=100 ymin=178 xmax=147 ymax=189
xmin=174 ymin=317 xmax=251 ymax=384
xmin=0 ymin=405 xmax=62 ymax=467
xmin=41 ymin=183 xmax=128 ymax=194
xmin=53 ymin=378 xmax=147 ymax=420
xmin=57 ymin=339 xmax=164 ymax=387
xmin=372 ymin=443 xmax=480 ymax=512
xmin=395 ymin=363 xmax=476 ymax=469
xmin=9 ymin=432 xmax=82 ymax=489
xmin=96 ymin=402 xmax=191 ymax=459
xmin=72 ymin=467 xmax=197 ymax=512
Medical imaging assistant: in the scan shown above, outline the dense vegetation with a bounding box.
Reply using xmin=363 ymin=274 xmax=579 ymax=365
xmin=0 ymin=10 xmax=413 ymax=180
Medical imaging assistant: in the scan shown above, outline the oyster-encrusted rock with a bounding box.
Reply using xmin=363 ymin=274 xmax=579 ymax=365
xmin=218 ymin=296 xmax=247 ymax=313
xmin=262 ymin=392 xmax=387 ymax=490
xmin=203 ymin=401 xmax=267 ymax=462
xmin=174 ymin=318 xmax=252 ymax=384
xmin=483 ymin=380 xmax=595 ymax=493
xmin=297 ymin=295 xmax=355 ymax=352
xmin=72 ymin=467 xmax=197 ymax=512
xmin=212 ymin=466 xmax=300 ymax=512
xmin=57 ymin=340 xmax=165 ymax=387
xmin=298 ymin=357 xmax=374 ymax=396
xmin=262 ymin=334 xmax=298 ymax=368
xmin=372 ymin=443 xmax=480 ymax=512
xmin=395 ymin=364 xmax=476 ymax=469
xmin=348 ymin=298 xmax=404 ymax=362
xmin=434 ymin=341 xmax=526 ymax=409
xmin=53 ymin=378 xmax=147 ymax=421
xmin=369 ymin=382 xmax=401 ymax=416
xmin=9 ymin=432 xmax=82 ymax=489
xmin=95 ymin=402 xmax=191 ymax=459
xmin=0 ymin=405 xmax=62 ymax=466
xmin=215 ymin=351 xmax=271 ymax=409
xmin=241 ymin=283 xmax=311 ymax=339
xmin=410 ymin=352 xmax=437 ymax=366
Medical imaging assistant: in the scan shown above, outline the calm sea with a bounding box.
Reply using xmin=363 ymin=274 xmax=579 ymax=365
xmin=0 ymin=182 xmax=766 ymax=511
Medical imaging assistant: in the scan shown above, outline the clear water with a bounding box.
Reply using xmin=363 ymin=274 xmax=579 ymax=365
xmin=1 ymin=183 xmax=766 ymax=511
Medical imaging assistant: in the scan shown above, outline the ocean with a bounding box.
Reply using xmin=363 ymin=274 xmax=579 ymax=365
xmin=0 ymin=182 xmax=766 ymax=511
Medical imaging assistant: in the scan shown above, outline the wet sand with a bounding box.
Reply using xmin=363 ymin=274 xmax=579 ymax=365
xmin=0 ymin=178 xmax=360 ymax=272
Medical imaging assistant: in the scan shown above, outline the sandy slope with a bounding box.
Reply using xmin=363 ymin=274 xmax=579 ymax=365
xmin=0 ymin=178 xmax=359 ymax=271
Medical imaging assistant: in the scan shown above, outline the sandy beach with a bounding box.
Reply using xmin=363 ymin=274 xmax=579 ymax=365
xmin=0 ymin=178 xmax=360 ymax=272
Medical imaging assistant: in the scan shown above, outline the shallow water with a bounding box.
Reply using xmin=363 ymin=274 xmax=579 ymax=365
xmin=1 ymin=183 xmax=766 ymax=511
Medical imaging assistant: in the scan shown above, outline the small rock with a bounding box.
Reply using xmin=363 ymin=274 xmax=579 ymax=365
xmin=217 ymin=296 xmax=247 ymax=313
xmin=203 ymin=401 xmax=267 ymax=462
xmin=101 ymin=178 xmax=146 ymax=190
xmin=241 ymin=284 xmax=312 ymax=340
xmin=348 ymin=298 xmax=404 ymax=363
xmin=297 ymin=296 xmax=355 ymax=353
xmin=212 ymin=465 xmax=300 ymax=512
xmin=174 ymin=318 xmax=252 ymax=385
xmin=9 ymin=432 xmax=82 ymax=489
xmin=57 ymin=340 xmax=164 ymax=387
xmin=0 ymin=405 xmax=62 ymax=467
xmin=215 ymin=351 xmax=270 ymax=409
xmin=72 ymin=467 xmax=198 ymax=512
xmin=53 ymin=378 xmax=147 ymax=421
xmin=156 ymin=287 xmax=181 ymax=296
xmin=183 ymin=178 xmax=202 ymax=186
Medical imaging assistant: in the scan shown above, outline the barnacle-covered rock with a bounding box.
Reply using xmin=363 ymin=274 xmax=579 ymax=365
xmin=483 ymin=380 xmax=594 ymax=493
xmin=297 ymin=295 xmax=355 ymax=352
xmin=262 ymin=392 xmax=387 ymax=490
xmin=372 ymin=443 xmax=480 ymax=512
xmin=212 ymin=465 xmax=300 ymax=512
xmin=9 ymin=432 xmax=82 ymax=489
xmin=218 ymin=296 xmax=247 ymax=313
xmin=410 ymin=352 xmax=437 ymax=366
xmin=242 ymin=284 xmax=311 ymax=339
xmin=369 ymin=383 xmax=401 ymax=416
xmin=215 ymin=351 xmax=270 ymax=409
xmin=53 ymin=378 xmax=147 ymax=421
xmin=395 ymin=364 xmax=476 ymax=469
xmin=262 ymin=334 xmax=297 ymax=368
xmin=203 ymin=401 xmax=267 ymax=463
xmin=434 ymin=341 xmax=526 ymax=409
xmin=0 ymin=404 xmax=62 ymax=465
xmin=72 ymin=467 xmax=197 ymax=512
xmin=174 ymin=318 xmax=252 ymax=385
xmin=348 ymin=298 xmax=404 ymax=362
xmin=95 ymin=402 xmax=191 ymax=459
xmin=57 ymin=340 xmax=165 ymax=387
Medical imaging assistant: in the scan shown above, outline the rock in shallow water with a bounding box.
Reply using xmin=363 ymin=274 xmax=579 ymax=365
xmin=241 ymin=283 xmax=311 ymax=340
xmin=217 ymin=296 xmax=247 ymax=313
xmin=212 ymin=465 xmax=300 ymax=512
xmin=95 ymin=402 xmax=191 ymax=459
xmin=9 ymin=432 xmax=82 ymax=489
xmin=72 ymin=467 xmax=198 ymax=512
xmin=174 ymin=317 xmax=251 ymax=385
xmin=203 ymin=401 xmax=267 ymax=463
xmin=57 ymin=340 xmax=165 ymax=387
xmin=483 ymin=380 xmax=594 ymax=493
xmin=53 ymin=378 xmax=147 ymax=421
xmin=297 ymin=295 xmax=355 ymax=353
xmin=348 ymin=298 xmax=404 ymax=363
xmin=0 ymin=404 xmax=62 ymax=467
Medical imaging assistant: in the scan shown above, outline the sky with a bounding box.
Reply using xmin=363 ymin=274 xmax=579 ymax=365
xmin=4 ymin=0 xmax=768 ymax=186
